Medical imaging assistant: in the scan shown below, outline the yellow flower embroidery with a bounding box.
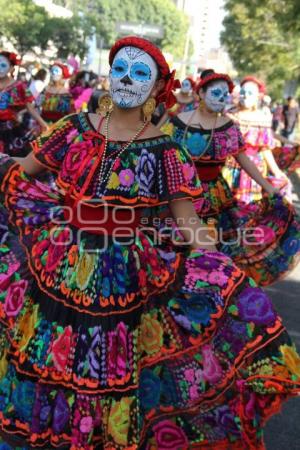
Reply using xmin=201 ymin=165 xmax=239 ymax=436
xmin=18 ymin=305 xmax=39 ymax=351
xmin=280 ymin=344 xmax=300 ymax=378
xmin=76 ymin=253 xmax=95 ymax=290
xmin=160 ymin=122 xmax=174 ymax=137
xmin=0 ymin=351 xmax=8 ymax=380
xmin=107 ymin=397 xmax=133 ymax=446
xmin=107 ymin=172 xmax=120 ymax=189
xmin=140 ymin=313 xmax=163 ymax=355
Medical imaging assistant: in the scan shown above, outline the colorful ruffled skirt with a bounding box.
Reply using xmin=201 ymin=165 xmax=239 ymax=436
xmin=0 ymin=156 xmax=299 ymax=449
xmin=222 ymin=147 xmax=267 ymax=203
xmin=273 ymin=145 xmax=300 ymax=172
xmin=173 ymin=169 xmax=300 ymax=286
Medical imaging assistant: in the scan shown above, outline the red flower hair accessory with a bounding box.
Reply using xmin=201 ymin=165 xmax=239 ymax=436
xmin=51 ymin=62 xmax=71 ymax=79
xmin=241 ymin=76 xmax=266 ymax=94
xmin=0 ymin=51 xmax=21 ymax=66
xmin=109 ymin=36 xmax=180 ymax=108
xmin=196 ymin=73 xmax=234 ymax=93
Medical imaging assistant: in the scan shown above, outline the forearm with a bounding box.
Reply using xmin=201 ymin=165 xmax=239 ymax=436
xmin=235 ymin=152 xmax=272 ymax=191
xmin=26 ymin=103 xmax=48 ymax=130
xmin=13 ymin=152 xmax=44 ymax=176
xmin=261 ymin=148 xmax=283 ymax=177
xmin=170 ymin=199 xmax=217 ymax=250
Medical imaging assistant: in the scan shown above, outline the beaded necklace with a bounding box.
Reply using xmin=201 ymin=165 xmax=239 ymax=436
xmin=96 ymin=111 xmax=149 ymax=197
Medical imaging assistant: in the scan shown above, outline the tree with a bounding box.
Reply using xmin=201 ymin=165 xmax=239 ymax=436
xmin=55 ymin=0 xmax=190 ymax=60
xmin=0 ymin=0 xmax=92 ymax=58
xmin=221 ymin=0 xmax=300 ymax=98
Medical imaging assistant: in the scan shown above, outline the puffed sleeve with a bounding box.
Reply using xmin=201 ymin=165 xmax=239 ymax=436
xmin=31 ymin=114 xmax=79 ymax=172
xmin=157 ymin=143 xmax=202 ymax=204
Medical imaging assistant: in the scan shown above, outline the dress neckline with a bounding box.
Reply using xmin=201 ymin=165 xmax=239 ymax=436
xmin=83 ymin=112 xmax=171 ymax=144
xmin=172 ymin=115 xmax=234 ymax=134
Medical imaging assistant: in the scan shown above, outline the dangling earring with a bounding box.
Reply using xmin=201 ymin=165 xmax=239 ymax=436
xmin=97 ymin=94 xmax=113 ymax=117
xmin=198 ymin=98 xmax=205 ymax=111
xmin=142 ymin=97 xmax=156 ymax=122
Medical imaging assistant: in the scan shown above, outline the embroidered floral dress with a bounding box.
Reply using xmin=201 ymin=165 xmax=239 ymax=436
xmin=0 ymin=81 xmax=34 ymax=156
xmin=222 ymin=118 xmax=276 ymax=202
xmin=0 ymin=112 xmax=299 ymax=450
xmin=41 ymin=90 xmax=75 ymax=123
xmin=162 ymin=116 xmax=300 ymax=286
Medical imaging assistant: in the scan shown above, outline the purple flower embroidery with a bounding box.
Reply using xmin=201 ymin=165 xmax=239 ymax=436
xmin=237 ymin=287 xmax=276 ymax=325
xmin=119 ymin=169 xmax=135 ymax=187
xmin=195 ymin=255 xmax=220 ymax=271
xmin=136 ymin=149 xmax=156 ymax=192
xmin=216 ymin=405 xmax=241 ymax=436
xmin=53 ymin=391 xmax=70 ymax=434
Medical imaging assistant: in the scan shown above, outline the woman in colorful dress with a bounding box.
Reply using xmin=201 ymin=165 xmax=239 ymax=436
xmin=0 ymin=37 xmax=299 ymax=450
xmin=155 ymin=76 xmax=198 ymax=127
xmin=40 ymin=62 xmax=75 ymax=125
xmin=0 ymin=51 xmax=48 ymax=156
xmin=162 ymin=69 xmax=300 ymax=286
xmin=223 ymin=76 xmax=290 ymax=203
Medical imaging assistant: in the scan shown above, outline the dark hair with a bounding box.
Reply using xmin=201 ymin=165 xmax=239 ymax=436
xmin=33 ymin=68 xmax=47 ymax=81
xmin=200 ymin=69 xmax=215 ymax=92
xmin=287 ymin=96 xmax=293 ymax=102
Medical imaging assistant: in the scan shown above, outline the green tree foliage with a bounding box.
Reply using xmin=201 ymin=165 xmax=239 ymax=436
xmin=0 ymin=0 xmax=91 ymax=58
xmin=221 ymin=0 xmax=300 ymax=97
xmin=56 ymin=0 xmax=190 ymax=59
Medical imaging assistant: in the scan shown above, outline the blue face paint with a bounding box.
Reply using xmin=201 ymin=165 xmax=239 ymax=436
xmin=111 ymin=58 xmax=128 ymax=79
xmin=130 ymin=62 xmax=151 ymax=82
xmin=109 ymin=46 xmax=158 ymax=109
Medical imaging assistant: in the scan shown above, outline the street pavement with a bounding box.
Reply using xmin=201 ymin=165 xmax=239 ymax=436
xmin=265 ymin=173 xmax=300 ymax=450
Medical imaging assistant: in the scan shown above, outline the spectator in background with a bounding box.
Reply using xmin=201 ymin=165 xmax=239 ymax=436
xmin=271 ymin=101 xmax=283 ymax=132
xmin=281 ymin=96 xmax=300 ymax=139
xmin=29 ymin=68 xmax=48 ymax=100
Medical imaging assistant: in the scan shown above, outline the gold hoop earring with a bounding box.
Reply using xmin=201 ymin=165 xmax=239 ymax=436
xmin=97 ymin=94 xmax=113 ymax=117
xmin=142 ymin=97 xmax=156 ymax=122
xmin=198 ymin=98 xmax=205 ymax=111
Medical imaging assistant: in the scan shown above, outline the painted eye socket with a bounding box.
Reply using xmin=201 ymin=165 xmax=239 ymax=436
xmin=111 ymin=58 xmax=128 ymax=78
xmin=0 ymin=63 xmax=8 ymax=69
xmin=130 ymin=62 xmax=151 ymax=82
xmin=210 ymin=88 xmax=224 ymax=98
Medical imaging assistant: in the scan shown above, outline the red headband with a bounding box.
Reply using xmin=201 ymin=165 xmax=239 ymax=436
xmin=51 ymin=62 xmax=71 ymax=79
xmin=241 ymin=76 xmax=266 ymax=94
xmin=183 ymin=76 xmax=196 ymax=90
xmin=109 ymin=36 xmax=180 ymax=108
xmin=197 ymin=73 xmax=234 ymax=93
xmin=0 ymin=51 xmax=21 ymax=66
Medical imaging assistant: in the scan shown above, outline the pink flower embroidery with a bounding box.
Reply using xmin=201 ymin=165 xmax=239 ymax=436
xmin=79 ymin=416 xmax=93 ymax=433
xmin=119 ymin=169 xmax=135 ymax=187
xmin=184 ymin=368 xmax=194 ymax=382
xmin=208 ymin=270 xmax=227 ymax=287
xmin=201 ymin=344 xmax=222 ymax=384
xmin=61 ymin=140 xmax=93 ymax=178
xmin=4 ymin=279 xmax=28 ymax=317
xmin=0 ymin=262 xmax=20 ymax=290
xmin=51 ymin=325 xmax=73 ymax=372
xmin=182 ymin=163 xmax=195 ymax=181
xmin=189 ymin=384 xmax=199 ymax=400
xmin=153 ymin=420 xmax=188 ymax=449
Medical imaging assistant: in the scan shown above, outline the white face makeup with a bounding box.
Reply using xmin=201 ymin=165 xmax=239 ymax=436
xmin=50 ymin=65 xmax=63 ymax=82
xmin=0 ymin=55 xmax=11 ymax=79
xmin=203 ymin=80 xmax=230 ymax=113
xmin=240 ymin=81 xmax=259 ymax=109
xmin=181 ymin=78 xmax=192 ymax=94
xmin=109 ymin=46 xmax=158 ymax=109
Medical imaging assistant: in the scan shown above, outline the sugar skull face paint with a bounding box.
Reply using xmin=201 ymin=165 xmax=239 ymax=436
xmin=109 ymin=46 xmax=158 ymax=109
xmin=204 ymin=81 xmax=230 ymax=113
xmin=50 ymin=65 xmax=63 ymax=82
xmin=181 ymin=78 xmax=192 ymax=94
xmin=240 ymin=81 xmax=259 ymax=109
xmin=0 ymin=55 xmax=11 ymax=79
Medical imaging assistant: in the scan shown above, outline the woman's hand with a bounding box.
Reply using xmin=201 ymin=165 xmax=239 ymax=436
xmin=170 ymin=199 xmax=218 ymax=252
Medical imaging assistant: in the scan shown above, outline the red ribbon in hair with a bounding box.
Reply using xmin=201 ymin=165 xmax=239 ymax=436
xmin=0 ymin=51 xmax=21 ymax=66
